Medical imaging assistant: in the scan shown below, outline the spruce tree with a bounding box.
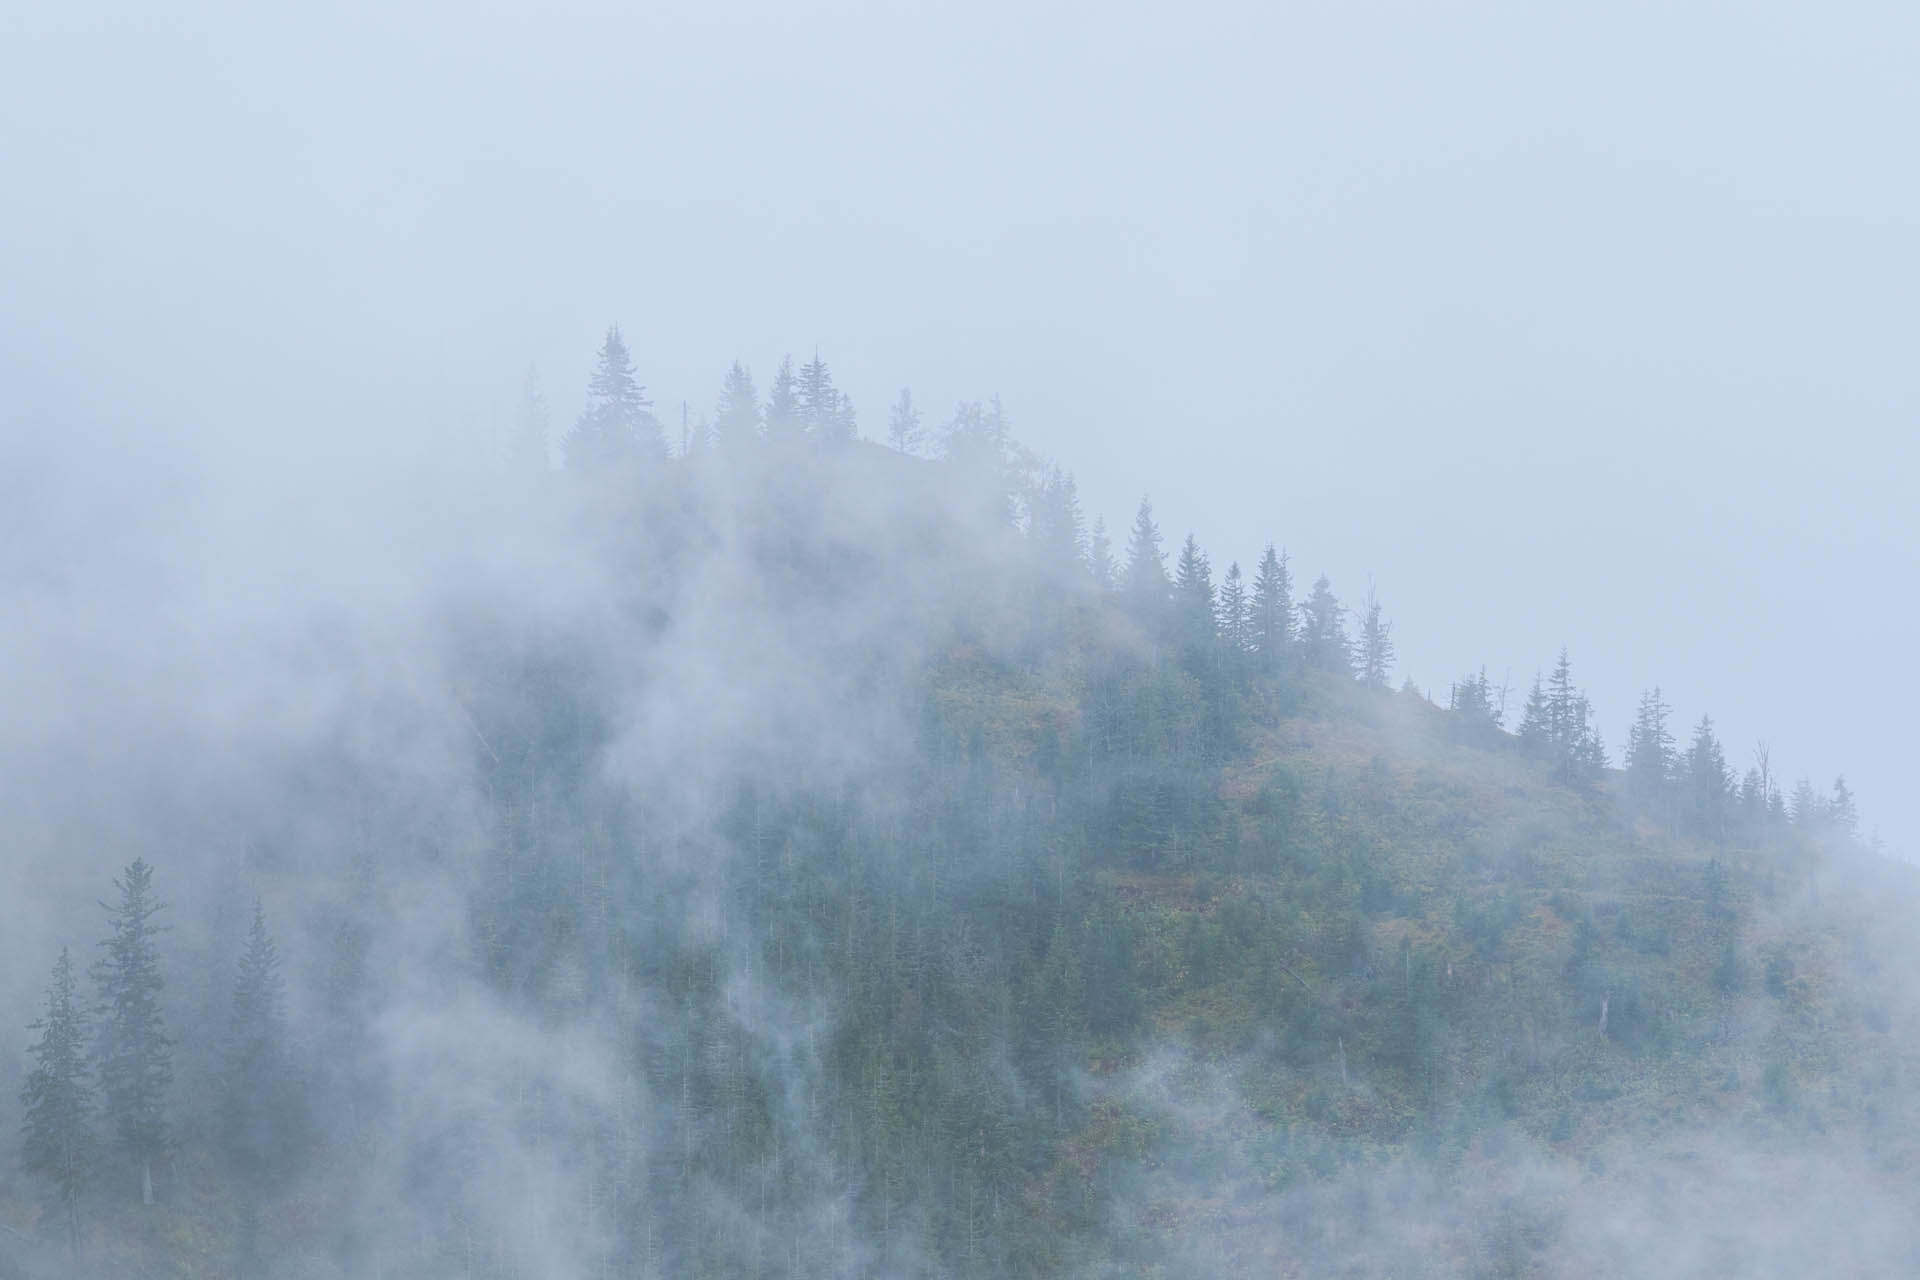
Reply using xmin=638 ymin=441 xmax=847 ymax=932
xmin=887 ymin=388 xmax=923 ymax=455
xmin=1299 ymin=575 xmax=1350 ymax=675
xmin=1027 ymin=468 xmax=1084 ymax=574
xmin=564 ymin=326 xmax=664 ymax=470
xmin=1740 ymin=766 xmax=1765 ymax=823
xmin=1250 ymin=545 xmax=1294 ymax=675
xmin=1448 ymin=668 xmax=1502 ymax=736
xmin=92 ymin=858 xmax=172 ymax=1204
xmin=765 ymin=355 xmax=802 ymax=439
xmin=1086 ymin=516 xmax=1116 ymax=591
xmin=225 ymin=903 xmax=309 ymax=1278
xmin=1624 ymin=687 xmax=1675 ymax=802
xmin=1172 ymin=535 xmax=1217 ymax=670
xmin=1517 ymin=674 xmax=1551 ymax=755
xmin=713 ymin=361 xmax=761 ymax=452
xmin=829 ymin=392 xmax=857 ymax=443
xmin=1523 ymin=651 xmax=1606 ymax=784
xmin=797 ymin=351 xmax=831 ymax=433
xmin=1059 ymin=472 xmax=1086 ymax=561
xmin=1546 ymin=650 xmax=1579 ymax=748
xmin=1684 ymin=716 xmax=1732 ymax=841
xmin=1789 ymin=778 xmax=1822 ymax=827
xmin=223 ymin=902 xmax=302 ymax=1184
xmin=1749 ymin=742 xmax=1778 ymax=823
xmin=1121 ymin=498 xmax=1170 ymax=635
xmin=798 ymin=351 xmax=855 ymax=442
xmin=1217 ymin=562 xmax=1250 ymax=660
xmin=942 ymin=398 xmax=1011 ymax=472
xmin=941 ymin=399 xmax=1014 ymax=524
xmin=1082 ymin=900 xmax=1139 ymax=1036
xmin=21 ymin=947 xmax=93 ymax=1258
xmin=1827 ymin=777 xmax=1859 ymax=838
xmin=1356 ymin=584 xmax=1395 ymax=689
xmin=1576 ymin=716 xmax=1610 ymax=779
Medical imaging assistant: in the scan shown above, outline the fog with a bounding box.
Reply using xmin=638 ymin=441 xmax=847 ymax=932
xmin=4 ymin=1 xmax=1918 ymax=1275
xmin=7 ymin=1 xmax=1913 ymax=851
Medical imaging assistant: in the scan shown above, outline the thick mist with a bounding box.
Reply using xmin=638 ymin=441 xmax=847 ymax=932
xmin=1 ymin=414 xmax=1032 ymax=1273
xmin=8 ymin=392 xmax=1917 ymax=1273
xmin=3 ymin=0 xmax=1914 ymax=851
xmin=4 ymin=1 xmax=1918 ymax=1276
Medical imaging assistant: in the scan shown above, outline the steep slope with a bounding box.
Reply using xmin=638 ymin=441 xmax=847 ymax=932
xmin=3 ymin=437 xmax=1914 ymax=1279
xmin=938 ymin=644 xmax=1920 ymax=1275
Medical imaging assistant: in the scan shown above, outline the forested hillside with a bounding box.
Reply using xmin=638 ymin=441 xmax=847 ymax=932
xmin=4 ymin=332 xmax=1915 ymax=1278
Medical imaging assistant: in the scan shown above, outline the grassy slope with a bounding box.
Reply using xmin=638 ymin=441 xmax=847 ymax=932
xmin=7 ymin=560 xmax=1917 ymax=1276
xmin=956 ymin=647 xmax=1920 ymax=1274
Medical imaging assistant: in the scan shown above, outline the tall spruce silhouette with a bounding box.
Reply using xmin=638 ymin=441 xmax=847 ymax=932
xmin=93 ymin=858 xmax=172 ymax=1205
xmin=22 ymin=946 xmax=94 ymax=1257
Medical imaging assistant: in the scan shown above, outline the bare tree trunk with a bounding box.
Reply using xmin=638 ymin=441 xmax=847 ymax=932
xmin=142 ymin=1158 xmax=154 ymax=1206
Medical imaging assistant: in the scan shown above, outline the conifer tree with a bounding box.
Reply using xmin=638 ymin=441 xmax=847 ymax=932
xmin=798 ymin=351 xmax=856 ymax=442
xmin=21 ymin=946 xmax=93 ymax=1258
xmin=1683 ymin=716 xmax=1732 ymax=842
xmin=1577 ymin=718 xmax=1611 ymax=778
xmin=564 ymin=326 xmax=664 ymax=470
xmin=1086 ymin=516 xmax=1116 ymax=591
xmin=1749 ymin=742 xmax=1778 ymax=823
xmin=887 ymin=388 xmax=923 ymax=455
xmin=942 ymin=398 xmax=1011 ymax=470
xmin=1060 ymin=472 xmax=1085 ymax=556
xmin=223 ymin=902 xmax=302 ymax=1185
xmin=507 ymin=364 xmax=551 ymax=474
xmin=797 ymin=351 xmax=830 ymax=433
xmin=1448 ymin=668 xmax=1502 ymax=735
xmin=1528 ymin=650 xmax=1606 ymax=784
xmin=764 ymin=355 xmax=802 ymax=439
xmin=223 ymin=902 xmax=304 ymax=1275
xmin=1517 ymin=673 xmax=1551 ymax=754
xmin=1082 ymin=899 xmax=1140 ymax=1036
xmin=1027 ymin=468 xmax=1085 ymax=574
xmin=92 ymin=858 xmax=172 ymax=1205
xmin=712 ymin=361 xmax=761 ymax=452
xmin=1356 ymin=583 xmax=1395 ymax=689
xmin=1546 ymin=650 xmax=1578 ymax=747
xmin=1122 ymin=498 xmax=1170 ymax=635
xmin=1624 ymin=687 xmax=1676 ymax=801
xmin=1789 ymin=778 xmax=1822 ymax=828
xmin=1172 ymin=535 xmax=1217 ymax=669
xmin=1739 ymin=759 xmax=1783 ymax=837
xmin=1217 ymin=562 xmax=1249 ymax=659
xmin=942 ymin=399 xmax=1014 ymax=524
xmin=830 ymin=393 xmax=857 ymax=443
xmin=1740 ymin=765 xmax=1766 ymax=823
xmin=1250 ymin=545 xmax=1294 ymax=675
xmin=1299 ymin=575 xmax=1350 ymax=675
xmin=1828 ymin=777 xmax=1859 ymax=838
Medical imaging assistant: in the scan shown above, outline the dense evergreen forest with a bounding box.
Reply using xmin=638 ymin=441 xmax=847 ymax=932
xmin=5 ymin=328 xmax=1915 ymax=1278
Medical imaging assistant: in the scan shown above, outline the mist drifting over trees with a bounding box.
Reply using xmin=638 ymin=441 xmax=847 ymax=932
xmin=5 ymin=2 xmax=1919 ymax=1276
xmin=2 ymin=329 xmax=1915 ymax=1276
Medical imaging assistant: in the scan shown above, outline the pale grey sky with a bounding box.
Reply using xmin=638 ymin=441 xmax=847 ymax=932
xmin=4 ymin=0 xmax=1915 ymax=846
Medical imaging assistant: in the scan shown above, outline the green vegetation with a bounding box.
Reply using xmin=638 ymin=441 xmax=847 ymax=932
xmin=6 ymin=339 xmax=1914 ymax=1278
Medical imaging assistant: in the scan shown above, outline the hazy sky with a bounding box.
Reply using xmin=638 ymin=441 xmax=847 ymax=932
xmin=4 ymin=1 xmax=1915 ymax=847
